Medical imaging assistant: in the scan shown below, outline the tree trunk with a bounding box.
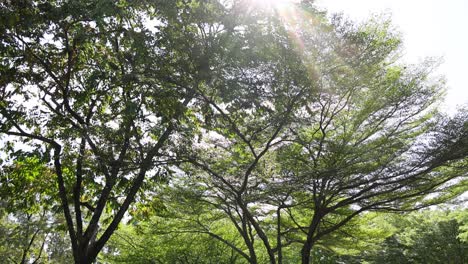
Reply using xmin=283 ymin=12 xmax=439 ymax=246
xmin=301 ymin=242 xmax=313 ymax=264
xmin=73 ymin=241 xmax=98 ymax=264
xmin=74 ymin=252 xmax=93 ymax=264
xmin=74 ymin=248 xmax=97 ymax=264
xmin=277 ymin=208 xmax=283 ymax=264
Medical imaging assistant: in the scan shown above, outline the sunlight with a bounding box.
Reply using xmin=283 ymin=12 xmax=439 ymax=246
xmin=246 ymin=0 xmax=306 ymax=48
xmin=246 ymin=0 xmax=298 ymax=13
xmin=245 ymin=0 xmax=321 ymax=82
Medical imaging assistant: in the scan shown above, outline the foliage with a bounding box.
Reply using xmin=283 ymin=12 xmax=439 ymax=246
xmin=0 ymin=0 xmax=467 ymax=263
xmin=0 ymin=0 xmax=211 ymax=262
xmin=104 ymin=221 xmax=243 ymax=264
xmin=0 ymin=156 xmax=72 ymax=263
xmin=357 ymin=209 xmax=468 ymax=264
xmin=167 ymin=2 xmax=467 ymax=264
xmin=0 ymin=210 xmax=72 ymax=264
xmin=103 ymin=209 xmax=468 ymax=264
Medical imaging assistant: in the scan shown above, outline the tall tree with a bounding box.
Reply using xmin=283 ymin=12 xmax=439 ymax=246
xmin=0 ymin=0 xmax=225 ymax=262
xmin=169 ymin=2 xmax=468 ymax=264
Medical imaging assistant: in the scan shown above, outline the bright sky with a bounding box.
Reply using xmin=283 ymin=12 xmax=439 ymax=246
xmin=315 ymin=0 xmax=468 ymax=114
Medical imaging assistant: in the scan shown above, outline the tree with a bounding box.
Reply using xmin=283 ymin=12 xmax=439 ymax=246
xmin=0 ymin=210 xmax=51 ymax=264
xmin=165 ymin=2 xmax=468 ymax=264
xmin=0 ymin=0 xmax=223 ymax=262
xmin=360 ymin=209 xmax=468 ymax=264
xmin=0 ymin=156 xmax=72 ymax=263
xmin=0 ymin=157 xmax=49 ymax=264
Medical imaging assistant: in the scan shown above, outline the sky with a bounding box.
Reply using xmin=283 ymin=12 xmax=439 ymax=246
xmin=314 ymin=0 xmax=468 ymax=114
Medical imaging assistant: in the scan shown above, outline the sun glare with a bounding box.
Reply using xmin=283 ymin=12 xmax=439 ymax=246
xmin=247 ymin=0 xmax=309 ymax=50
xmin=244 ymin=0 xmax=321 ymax=84
xmin=248 ymin=0 xmax=297 ymax=11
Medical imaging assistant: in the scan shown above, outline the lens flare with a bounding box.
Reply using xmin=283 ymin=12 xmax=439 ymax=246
xmin=248 ymin=0 xmax=298 ymax=10
xmin=243 ymin=0 xmax=325 ymax=82
xmin=245 ymin=0 xmax=306 ymax=47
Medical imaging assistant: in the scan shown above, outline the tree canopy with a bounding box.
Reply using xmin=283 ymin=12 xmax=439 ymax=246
xmin=0 ymin=0 xmax=467 ymax=263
